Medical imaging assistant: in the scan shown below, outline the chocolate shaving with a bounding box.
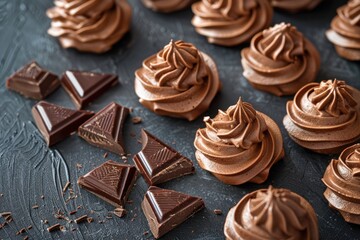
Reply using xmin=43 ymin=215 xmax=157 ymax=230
xmin=23 ymin=236 xmax=29 ymax=240
xmin=16 ymin=228 xmax=26 ymax=235
xmin=213 ymin=209 xmax=222 ymax=215
xmin=103 ymin=152 xmax=108 ymax=158
xmin=62 ymin=181 xmax=70 ymax=192
xmin=74 ymin=215 xmax=88 ymax=224
xmin=47 ymin=223 xmax=61 ymax=232
xmin=132 ymin=116 xmax=142 ymax=124
xmin=114 ymin=208 xmax=127 ymax=218
xmin=27 ymin=225 xmax=32 ymax=230
xmin=69 ymin=210 xmax=77 ymax=215
xmin=32 ymin=204 xmax=39 ymax=209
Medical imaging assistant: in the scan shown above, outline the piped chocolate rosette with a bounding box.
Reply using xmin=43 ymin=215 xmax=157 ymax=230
xmin=191 ymin=0 xmax=273 ymax=46
xmin=224 ymin=187 xmax=319 ymax=240
xmin=141 ymin=0 xmax=195 ymax=13
xmin=47 ymin=0 xmax=131 ymax=53
xmin=135 ymin=40 xmax=221 ymax=121
xmin=272 ymin=0 xmax=323 ymax=13
xmin=283 ymin=80 xmax=360 ymax=154
xmin=326 ymin=0 xmax=360 ymax=61
xmin=322 ymin=144 xmax=360 ymax=224
xmin=241 ymin=23 xmax=320 ymax=96
xmin=194 ymin=98 xmax=284 ymax=185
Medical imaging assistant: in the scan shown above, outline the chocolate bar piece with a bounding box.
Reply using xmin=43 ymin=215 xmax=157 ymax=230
xmin=134 ymin=129 xmax=194 ymax=185
xmin=6 ymin=61 xmax=60 ymax=100
xmin=32 ymin=101 xmax=94 ymax=146
xmin=78 ymin=160 xmax=137 ymax=208
xmin=61 ymin=70 xmax=118 ymax=109
xmin=78 ymin=102 xmax=129 ymax=155
xmin=142 ymin=186 xmax=204 ymax=239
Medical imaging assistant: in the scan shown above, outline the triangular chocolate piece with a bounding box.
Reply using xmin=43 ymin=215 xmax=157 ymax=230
xmin=134 ymin=129 xmax=195 ymax=185
xmin=142 ymin=186 xmax=204 ymax=239
xmin=78 ymin=102 xmax=129 ymax=155
xmin=32 ymin=101 xmax=94 ymax=146
xmin=61 ymin=70 xmax=118 ymax=109
xmin=78 ymin=160 xmax=138 ymax=208
xmin=6 ymin=61 xmax=60 ymax=100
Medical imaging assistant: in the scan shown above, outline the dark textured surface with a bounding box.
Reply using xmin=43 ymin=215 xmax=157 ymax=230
xmin=0 ymin=0 xmax=360 ymax=239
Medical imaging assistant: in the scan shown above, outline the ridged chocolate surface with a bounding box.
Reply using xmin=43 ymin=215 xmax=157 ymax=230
xmin=141 ymin=0 xmax=195 ymax=12
xmin=6 ymin=61 xmax=60 ymax=100
xmin=142 ymin=186 xmax=204 ymax=238
xmin=32 ymin=101 xmax=94 ymax=146
xmin=78 ymin=102 xmax=129 ymax=155
xmin=78 ymin=160 xmax=137 ymax=208
xmin=133 ymin=129 xmax=194 ymax=185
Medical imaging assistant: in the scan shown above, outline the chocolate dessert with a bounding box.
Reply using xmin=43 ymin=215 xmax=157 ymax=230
xmin=6 ymin=61 xmax=60 ymax=100
xmin=78 ymin=160 xmax=138 ymax=208
xmin=272 ymin=0 xmax=323 ymax=13
xmin=142 ymin=186 xmax=204 ymax=239
xmin=194 ymin=98 xmax=284 ymax=185
xmin=322 ymin=144 xmax=360 ymax=224
xmin=141 ymin=0 xmax=195 ymax=12
xmin=224 ymin=186 xmax=319 ymax=240
xmin=326 ymin=0 xmax=360 ymax=61
xmin=283 ymin=79 xmax=360 ymax=154
xmin=61 ymin=70 xmax=118 ymax=109
xmin=133 ymin=129 xmax=195 ymax=185
xmin=135 ymin=40 xmax=221 ymax=121
xmin=32 ymin=101 xmax=94 ymax=146
xmin=191 ymin=0 xmax=273 ymax=46
xmin=47 ymin=0 xmax=131 ymax=53
xmin=78 ymin=102 xmax=130 ymax=155
xmin=241 ymin=22 xmax=321 ymax=96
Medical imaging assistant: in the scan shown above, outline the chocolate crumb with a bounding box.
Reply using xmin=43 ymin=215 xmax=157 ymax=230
xmin=60 ymin=226 xmax=66 ymax=232
xmin=23 ymin=236 xmax=29 ymax=240
xmin=40 ymin=195 xmax=44 ymax=199
xmin=121 ymin=155 xmax=127 ymax=160
xmin=27 ymin=225 xmax=32 ymax=230
xmin=0 ymin=193 xmax=3 ymax=197
xmin=103 ymin=152 xmax=108 ymax=158
xmin=71 ymin=228 xmax=76 ymax=231
xmin=16 ymin=228 xmax=26 ymax=235
xmin=47 ymin=223 xmax=61 ymax=232
xmin=76 ymin=163 xmax=83 ymax=169
xmin=74 ymin=215 xmax=88 ymax=224
xmin=77 ymin=205 xmax=82 ymax=210
xmin=114 ymin=208 xmax=127 ymax=218
xmin=69 ymin=210 xmax=77 ymax=215
xmin=42 ymin=219 xmax=49 ymax=224
xmin=132 ymin=117 xmax=142 ymax=124
xmin=87 ymin=217 xmax=94 ymax=223
xmin=213 ymin=209 xmax=222 ymax=215
xmin=144 ymin=231 xmax=149 ymax=235
xmin=62 ymin=181 xmax=71 ymax=192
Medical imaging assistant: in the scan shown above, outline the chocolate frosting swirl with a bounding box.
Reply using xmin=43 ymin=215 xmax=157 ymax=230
xmin=283 ymin=79 xmax=360 ymax=154
xmin=326 ymin=0 xmax=360 ymax=61
xmin=47 ymin=0 xmax=131 ymax=53
xmin=194 ymin=98 xmax=284 ymax=185
xmin=322 ymin=144 xmax=360 ymax=224
xmin=191 ymin=0 xmax=273 ymax=46
xmin=272 ymin=0 xmax=323 ymax=13
xmin=241 ymin=23 xmax=321 ymax=96
xmin=224 ymin=187 xmax=319 ymax=240
xmin=141 ymin=0 xmax=195 ymax=13
xmin=135 ymin=40 xmax=221 ymax=121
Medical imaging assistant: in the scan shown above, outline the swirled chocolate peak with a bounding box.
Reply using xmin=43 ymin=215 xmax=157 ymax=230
xmin=191 ymin=0 xmax=273 ymax=46
xmin=241 ymin=23 xmax=321 ymax=96
xmin=323 ymin=144 xmax=360 ymax=224
xmin=194 ymin=98 xmax=284 ymax=185
xmin=283 ymin=79 xmax=360 ymax=154
xmin=47 ymin=0 xmax=131 ymax=53
xmin=141 ymin=0 xmax=195 ymax=13
xmin=135 ymin=40 xmax=221 ymax=121
xmin=272 ymin=0 xmax=323 ymax=13
xmin=326 ymin=0 xmax=360 ymax=61
xmin=224 ymin=186 xmax=319 ymax=240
